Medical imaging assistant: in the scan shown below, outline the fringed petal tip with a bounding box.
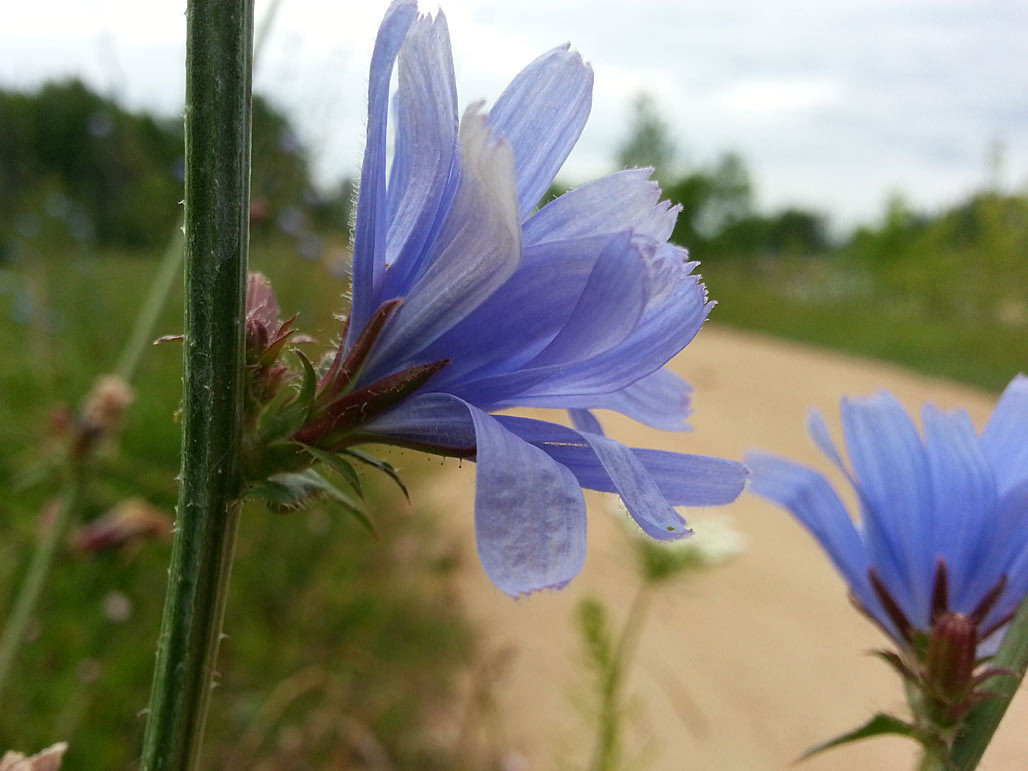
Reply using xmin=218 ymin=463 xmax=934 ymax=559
xmin=504 ymin=574 xmax=576 ymax=600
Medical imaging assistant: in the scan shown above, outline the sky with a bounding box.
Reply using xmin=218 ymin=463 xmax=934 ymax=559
xmin=2 ymin=0 xmax=1026 ymax=229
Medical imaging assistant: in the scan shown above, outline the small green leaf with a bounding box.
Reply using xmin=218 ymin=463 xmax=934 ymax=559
xmin=303 ymin=446 xmax=364 ymax=499
xmin=340 ymin=448 xmax=409 ymax=501
xmin=871 ymin=649 xmax=921 ymax=684
xmin=247 ymin=469 xmax=376 ymax=536
xmin=798 ymin=713 xmax=934 ymax=762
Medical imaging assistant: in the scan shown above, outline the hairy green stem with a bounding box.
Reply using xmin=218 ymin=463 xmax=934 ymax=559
xmin=140 ymin=2 xmax=254 ymax=769
xmin=114 ymin=0 xmax=280 ymax=387
xmin=950 ymin=591 xmax=1028 ymax=769
xmin=916 ymin=745 xmax=951 ymax=771
xmin=0 ymin=474 xmax=81 ymax=708
xmin=590 ymin=584 xmax=653 ymax=771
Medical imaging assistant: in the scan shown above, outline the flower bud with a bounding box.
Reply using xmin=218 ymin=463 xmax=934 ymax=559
xmin=925 ymin=612 xmax=978 ymax=705
xmin=0 ymin=742 xmax=67 ymax=771
xmin=72 ymin=374 xmax=133 ymax=457
xmin=74 ymin=498 xmax=173 ymax=554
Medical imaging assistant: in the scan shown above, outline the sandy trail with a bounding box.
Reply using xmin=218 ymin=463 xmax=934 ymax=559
xmin=410 ymin=324 xmax=1028 ymax=770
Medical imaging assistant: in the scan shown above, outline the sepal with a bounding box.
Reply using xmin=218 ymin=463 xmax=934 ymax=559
xmin=303 ymin=446 xmax=364 ymax=499
xmin=257 ymin=349 xmax=319 ymax=445
xmin=293 ymin=358 xmax=449 ymax=448
xmin=245 ymin=468 xmax=375 ymax=535
xmin=339 ymin=447 xmax=410 ymax=501
xmin=798 ymin=713 xmax=942 ymax=763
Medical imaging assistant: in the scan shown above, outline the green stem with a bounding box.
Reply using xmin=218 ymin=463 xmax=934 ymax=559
xmin=113 ymin=0 xmax=281 ymax=387
xmin=590 ymin=584 xmax=654 ymax=771
xmin=916 ymin=744 xmax=952 ymax=771
xmin=0 ymin=473 xmax=81 ymax=708
xmin=140 ymin=2 xmax=254 ymax=769
xmin=949 ymin=590 xmax=1028 ymax=769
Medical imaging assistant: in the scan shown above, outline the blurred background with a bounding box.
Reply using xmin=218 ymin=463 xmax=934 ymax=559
xmin=0 ymin=1 xmax=1025 ymax=768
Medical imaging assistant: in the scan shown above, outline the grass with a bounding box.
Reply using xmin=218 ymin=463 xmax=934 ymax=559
xmin=701 ymin=256 xmax=1027 ymax=393
xmin=0 ymin=222 xmax=1023 ymax=766
xmin=0 ymin=239 xmax=478 ymax=768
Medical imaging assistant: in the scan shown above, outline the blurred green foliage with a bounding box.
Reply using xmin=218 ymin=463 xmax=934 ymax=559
xmin=0 ymin=78 xmax=1024 ymax=768
xmin=0 ymin=244 xmax=479 ymax=768
xmin=612 ymin=94 xmax=1027 ymax=391
xmin=0 ymin=80 xmax=353 ymax=257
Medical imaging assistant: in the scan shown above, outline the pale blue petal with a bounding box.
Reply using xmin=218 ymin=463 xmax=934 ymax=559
xmin=497 ymin=248 xmax=709 ymax=399
xmin=525 ymin=232 xmax=646 ymax=367
xmin=422 ymin=235 xmax=611 ymax=387
xmin=464 ymin=401 xmax=588 ymax=597
xmin=348 ymin=0 xmax=418 ymax=348
xmin=381 ymin=11 xmax=461 ymax=299
xmin=498 ymin=416 xmax=747 ymax=507
xmin=362 ymin=108 xmax=521 ymax=380
xmin=433 ymin=237 xmax=698 ymax=407
xmin=746 ymin=452 xmax=881 ymax=625
xmin=364 ymin=394 xmax=589 ymax=596
xmin=991 ymin=488 xmax=1028 ymax=628
xmin=515 ymin=369 xmax=693 ymax=432
xmin=841 ymin=391 xmax=935 ymax=625
xmin=921 ymin=404 xmax=997 ymax=610
xmin=806 ymin=409 xmax=856 ymax=483
xmin=623 ymin=449 xmax=746 ymax=505
xmin=523 ymin=168 xmax=679 ymax=246
xmin=958 ymin=479 xmax=1028 ymax=620
xmin=488 ymin=44 xmax=593 ymax=217
xmin=577 ymin=431 xmax=690 ymax=539
xmin=361 ymin=392 xmax=475 ymax=450
xmin=981 ymin=373 xmax=1028 ymax=495
xmin=569 ymin=408 xmax=604 ymax=435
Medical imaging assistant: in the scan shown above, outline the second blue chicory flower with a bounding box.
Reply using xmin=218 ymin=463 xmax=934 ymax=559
xmin=748 ymin=375 xmax=1028 ymax=727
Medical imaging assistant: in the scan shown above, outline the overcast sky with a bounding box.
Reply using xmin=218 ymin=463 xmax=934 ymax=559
xmin=2 ymin=0 xmax=1026 ymax=228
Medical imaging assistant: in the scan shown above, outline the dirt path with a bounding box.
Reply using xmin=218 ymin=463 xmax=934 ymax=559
xmin=414 ymin=323 xmax=1028 ymax=770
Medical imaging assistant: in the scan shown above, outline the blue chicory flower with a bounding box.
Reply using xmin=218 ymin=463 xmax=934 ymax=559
xmin=307 ymin=0 xmax=747 ymax=596
xmin=747 ymin=375 xmax=1028 ymax=653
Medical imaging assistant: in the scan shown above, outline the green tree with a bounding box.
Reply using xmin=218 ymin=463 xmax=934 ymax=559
xmin=616 ymin=93 xmax=677 ymax=179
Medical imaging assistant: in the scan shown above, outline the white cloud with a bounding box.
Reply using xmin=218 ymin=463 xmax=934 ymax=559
xmin=1 ymin=0 xmax=1025 ymax=227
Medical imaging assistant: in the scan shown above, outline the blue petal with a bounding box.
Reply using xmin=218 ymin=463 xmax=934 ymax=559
xmin=569 ymin=408 xmax=604 ymax=435
xmin=806 ymin=409 xmax=856 ymax=484
xmin=348 ymin=0 xmax=418 ymax=348
xmin=363 ymin=394 xmax=589 ymax=596
xmin=361 ymin=108 xmax=522 ymax=380
xmin=501 ymin=246 xmax=709 ymax=400
xmin=523 ymin=168 xmax=679 ymax=246
xmin=981 ymin=373 xmax=1028 ymax=495
xmin=421 ymin=235 xmax=611 ymax=387
xmin=488 ymin=44 xmax=593 ymax=217
xmin=498 ymin=416 xmax=747 ymax=507
xmin=525 ymin=231 xmax=646 ymax=367
xmin=959 ymin=479 xmax=1028 ymax=622
xmin=515 ymin=368 xmax=693 ymax=431
xmin=746 ymin=452 xmax=881 ymax=626
xmin=361 ymin=392 xmax=476 ymax=449
xmin=841 ymin=391 xmax=935 ymax=626
xmin=446 ymin=244 xmax=706 ymax=409
xmin=921 ymin=404 xmax=997 ymax=611
xmin=575 ymin=429 xmax=690 ymax=540
xmin=464 ymin=402 xmax=588 ymax=597
xmin=381 ymin=11 xmax=461 ymax=300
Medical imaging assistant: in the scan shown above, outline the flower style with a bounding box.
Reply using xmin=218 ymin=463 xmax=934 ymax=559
xmin=283 ymin=0 xmax=746 ymax=597
xmin=747 ymin=375 xmax=1028 ymax=726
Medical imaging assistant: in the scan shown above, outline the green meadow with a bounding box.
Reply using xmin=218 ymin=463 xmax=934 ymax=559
xmin=0 ymin=80 xmax=1025 ymax=766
